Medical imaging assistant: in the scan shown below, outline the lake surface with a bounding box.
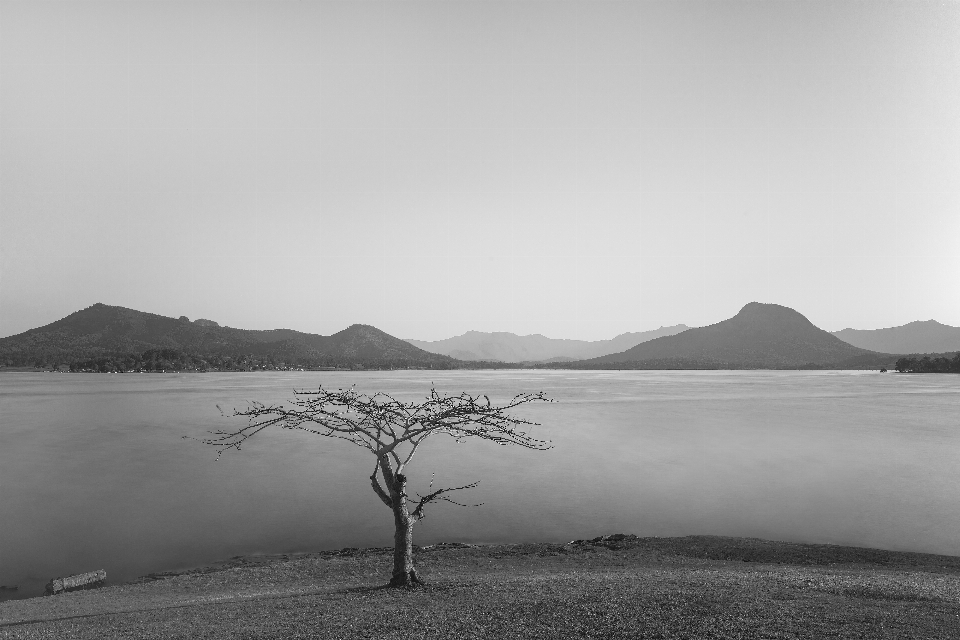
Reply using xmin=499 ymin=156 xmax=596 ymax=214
xmin=1 ymin=370 xmax=958 ymax=599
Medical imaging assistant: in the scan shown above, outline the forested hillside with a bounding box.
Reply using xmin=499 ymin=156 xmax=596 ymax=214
xmin=0 ymin=304 xmax=463 ymax=371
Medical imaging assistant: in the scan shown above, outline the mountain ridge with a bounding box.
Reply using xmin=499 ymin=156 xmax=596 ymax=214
xmin=4 ymin=302 xmax=951 ymax=371
xmin=0 ymin=303 xmax=460 ymax=370
xmin=831 ymin=320 xmax=960 ymax=355
xmin=558 ymin=302 xmax=887 ymax=369
xmin=405 ymin=325 xmax=690 ymax=362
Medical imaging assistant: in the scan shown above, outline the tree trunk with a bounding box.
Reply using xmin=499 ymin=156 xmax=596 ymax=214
xmin=388 ymin=473 xmax=423 ymax=587
xmin=389 ymin=511 xmax=422 ymax=587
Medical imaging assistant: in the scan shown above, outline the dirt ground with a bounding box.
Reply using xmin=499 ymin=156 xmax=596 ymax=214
xmin=2 ymin=535 xmax=959 ymax=639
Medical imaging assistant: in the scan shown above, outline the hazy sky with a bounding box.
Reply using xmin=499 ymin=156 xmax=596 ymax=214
xmin=2 ymin=1 xmax=958 ymax=341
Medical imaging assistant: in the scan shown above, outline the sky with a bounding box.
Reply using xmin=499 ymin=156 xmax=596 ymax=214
xmin=1 ymin=1 xmax=958 ymax=342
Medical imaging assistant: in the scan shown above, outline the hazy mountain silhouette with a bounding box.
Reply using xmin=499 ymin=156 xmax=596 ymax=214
xmin=832 ymin=320 xmax=960 ymax=355
xmin=405 ymin=326 xmax=690 ymax=362
xmin=0 ymin=303 xmax=458 ymax=369
xmin=572 ymin=303 xmax=880 ymax=369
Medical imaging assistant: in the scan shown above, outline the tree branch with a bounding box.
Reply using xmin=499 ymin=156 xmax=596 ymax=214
xmin=192 ymin=386 xmax=553 ymax=496
xmin=370 ymin=460 xmax=393 ymax=508
xmin=398 ymin=436 xmax=425 ymax=474
xmin=378 ymin=453 xmax=396 ymax=491
xmin=411 ymin=483 xmax=481 ymax=522
xmin=410 ymin=474 xmax=481 ymax=522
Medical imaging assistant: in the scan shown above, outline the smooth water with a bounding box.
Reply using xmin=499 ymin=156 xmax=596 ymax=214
xmin=1 ymin=370 xmax=957 ymax=599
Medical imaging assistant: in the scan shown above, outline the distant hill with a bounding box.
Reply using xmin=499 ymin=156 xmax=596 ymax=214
xmin=832 ymin=320 xmax=960 ymax=354
xmin=405 ymin=326 xmax=690 ymax=363
xmin=0 ymin=303 xmax=460 ymax=370
xmin=560 ymin=303 xmax=890 ymax=369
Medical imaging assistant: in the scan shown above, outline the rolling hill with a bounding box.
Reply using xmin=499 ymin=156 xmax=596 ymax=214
xmin=563 ymin=303 xmax=890 ymax=369
xmin=832 ymin=320 xmax=960 ymax=354
xmin=0 ymin=303 xmax=460 ymax=370
xmin=405 ymin=326 xmax=690 ymax=362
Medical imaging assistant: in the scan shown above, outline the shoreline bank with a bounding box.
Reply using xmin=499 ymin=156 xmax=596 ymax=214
xmin=3 ymin=535 xmax=959 ymax=638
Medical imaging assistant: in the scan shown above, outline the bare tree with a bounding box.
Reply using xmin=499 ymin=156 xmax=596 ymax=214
xmin=193 ymin=386 xmax=553 ymax=587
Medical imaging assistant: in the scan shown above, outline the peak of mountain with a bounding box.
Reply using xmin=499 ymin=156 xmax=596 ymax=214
xmin=832 ymin=320 xmax=960 ymax=354
xmin=0 ymin=305 xmax=458 ymax=369
xmin=405 ymin=325 xmax=690 ymax=362
xmin=737 ymin=301 xmax=807 ymax=319
xmin=579 ymin=303 xmax=877 ymax=369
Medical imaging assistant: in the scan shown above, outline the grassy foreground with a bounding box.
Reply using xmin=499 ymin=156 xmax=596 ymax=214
xmin=2 ymin=535 xmax=959 ymax=639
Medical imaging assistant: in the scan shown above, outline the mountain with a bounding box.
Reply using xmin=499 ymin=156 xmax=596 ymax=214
xmin=832 ymin=320 xmax=960 ymax=355
xmin=405 ymin=326 xmax=690 ymax=362
xmin=0 ymin=303 xmax=460 ymax=370
xmin=566 ymin=303 xmax=886 ymax=369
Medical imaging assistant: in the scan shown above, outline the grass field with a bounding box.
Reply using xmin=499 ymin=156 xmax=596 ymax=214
xmin=2 ymin=535 xmax=959 ymax=639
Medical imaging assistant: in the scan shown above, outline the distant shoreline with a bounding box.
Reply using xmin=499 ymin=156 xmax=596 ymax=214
xmin=0 ymin=367 xmax=920 ymax=374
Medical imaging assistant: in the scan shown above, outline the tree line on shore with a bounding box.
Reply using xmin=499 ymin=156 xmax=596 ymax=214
xmin=894 ymin=353 xmax=960 ymax=373
xmin=27 ymin=350 xmax=960 ymax=373
xmin=67 ymin=349 xmax=283 ymax=372
xmin=58 ymin=348 xmax=514 ymax=372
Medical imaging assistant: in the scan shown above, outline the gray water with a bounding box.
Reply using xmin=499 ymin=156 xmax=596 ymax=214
xmin=1 ymin=370 xmax=957 ymax=599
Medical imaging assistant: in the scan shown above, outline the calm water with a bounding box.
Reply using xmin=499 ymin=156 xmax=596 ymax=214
xmin=1 ymin=370 xmax=958 ymax=599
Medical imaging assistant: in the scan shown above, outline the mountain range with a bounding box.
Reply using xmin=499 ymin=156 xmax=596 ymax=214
xmin=831 ymin=320 xmax=960 ymax=354
xmin=2 ymin=302 xmax=955 ymax=371
xmin=0 ymin=303 xmax=459 ymax=370
xmin=562 ymin=303 xmax=891 ymax=369
xmin=405 ymin=325 xmax=690 ymax=363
